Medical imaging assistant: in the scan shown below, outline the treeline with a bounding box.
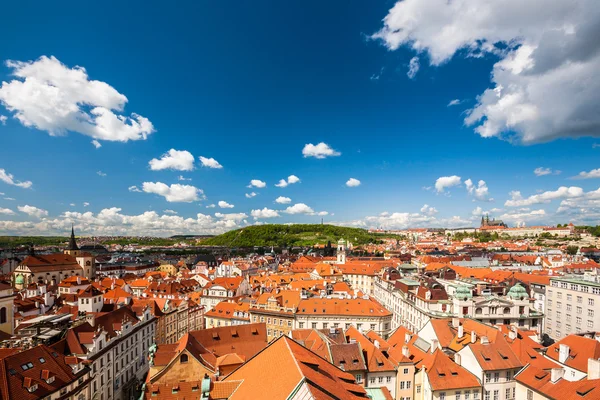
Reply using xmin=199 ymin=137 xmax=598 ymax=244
xmin=200 ymin=224 xmax=391 ymax=247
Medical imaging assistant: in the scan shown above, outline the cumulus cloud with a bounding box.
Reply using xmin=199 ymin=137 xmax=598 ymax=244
xmin=372 ymin=0 xmax=600 ymax=144
xmin=435 ymin=175 xmax=461 ymax=193
xmin=97 ymin=171 xmax=107 ymax=177
xmin=198 ymin=156 xmax=223 ymax=169
xmin=163 ymin=209 xmax=177 ymax=215
xmin=499 ymin=209 xmax=546 ymax=225
xmin=18 ymin=205 xmax=48 ymax=218
xmin=0 ymin=208 xmax=14 ymax=215
xmin=505 ymin=186 xmax=585 ymax=207
xmin=284 ymin=203 xmax=315 ymax=215
xmin=0 ymin=56 xmax=154 ymax=143
xmin=420 ymin=204 xmax=438 ymax=216
xmin=465 ymin=179 xmax=491 ymax=201
xmin=251 ymin=207 xmax=280 ymax=219
xmin=0 ymin=168 xmax=32 ymax=189
xmin=83 ymin=202 xmax=90 ymax=207
xmin=91 ymin=140 xmax=102 ymax=149
xmin=245 ymin=192 xmax=257 ymax=198
xmin=275 ymin=196 xmax=291 ymax=204
xmin=346 ymin=178 xmax=361 ymax=187
xmin=571 ymin=168 xmax=600 ymax=180
xmin=142 ymin=182 xmax=203 ymax=203
xmin=149 ymin=149 xmax=195 ymax=171
xmin=128 ymin=186 xmax=141 ymax=193
xmin=275 ymin=175 xmax=301 ymax=188
xmin=214 ymin=212 xmax=247 ymax=221
xmin=0 ymin=115 xmax=7 ymax=125
xmin=206 ymin=204 xmax=216 ymax=208
xmin=248 ymin=179 xmax=266 ymax=188
xmin=178 ymin=175 xmax=191 ymax=181
xmin=447 ymin=99 xmax=462 ymax=107
xmin=407 ymin=56 xmax=420 ymax=79
xmin=302 ymin=142 xmax=341 ymax=159
xmin=218 ymin=200 xmax=234 ymax=209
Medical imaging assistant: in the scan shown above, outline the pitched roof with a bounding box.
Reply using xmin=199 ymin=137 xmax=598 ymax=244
xmin=516 ymin=365 xmax=600 ymax=400
xmin=546 ymin=335 xmax=600 ymax=373
xmin=467 ymin=335 xmax=524 ymax=371
xmin=224 ymin=336 xmax=369 ymax=400
xmin=421 ymin=349 xmax=481 ymax=391
xmin=296 ymin=298 xmax=391 ymax=317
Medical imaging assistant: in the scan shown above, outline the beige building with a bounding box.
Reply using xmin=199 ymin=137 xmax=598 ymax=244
xmin=0 ymin=282 xmax=15 ymax=336
xmin=544 ymin=274 xmax=600 ymax=340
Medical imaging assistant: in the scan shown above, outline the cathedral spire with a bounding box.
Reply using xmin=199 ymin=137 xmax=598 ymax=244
xmin=68 ymin=225 xmax=79 ymax=251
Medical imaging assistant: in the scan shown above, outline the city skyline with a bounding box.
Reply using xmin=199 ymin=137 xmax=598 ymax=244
xmin=0 ymin=0 xmax=599 ymax=236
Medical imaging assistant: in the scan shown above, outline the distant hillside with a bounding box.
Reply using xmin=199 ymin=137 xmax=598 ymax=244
xmin=199 ymin=224 xmax=391 ymax=247
xmin=0 ymin=236 xmax=67 ymax=249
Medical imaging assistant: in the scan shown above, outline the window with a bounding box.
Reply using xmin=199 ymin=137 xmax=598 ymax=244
xmin=485 ymin=373 xmax=491 ymax=383
xmin=0 ymin=307 xmax=6 ymax=324
xmin=386 ymin=376 xmax=391 ymax=383
xmin=577 ymin=296 xmax=583 ymax=303
xmin=567 ymin=304 xmax=572 ymax=311
xmin=567 ymin=294 xmax=572 ymax=301
xmin=465 ymin=391 xmax=470 ymax=400
xmin=589 ymin=298 xmax=595 ymax=306
xmin=312 ymin=323 xmax=317 ymax=329
xmin=456 ymin=391 xmax=461 ymax=400
xmin=484 ymin=391 xmax=490 ymax=400
xmin=355 ymin=374 xmax=362 ymax=384
xmin=577 ymin=306 xmax=582 ymax=314
xmin=378 ymin=376 xmax=383 ymax=383
xmin=506 ymin=370 xmax=512 ymax=380
xmin=440 ymin=392 xmax=446 ymax=400
xmin=506 ymin=388 xmax=511 ymax=399
xmin=589 ymin=309 xmax=595 ymax=317
xmin=527 ymin=389 xmax=533 ymax=400
xmin=180 ymin=354 xmax=188 ymax=363
xmin=403 ymin=368 xmax=409 ymax=374
xmin=493 ymin=390 xmax=499 ymax=400
xmin=370 ymin=377 xmax=376 ymax=384
xmin=416 ymin=385 xmax=421 ymax=394
xmin=493 ymin=372 xmax=499 ymax=382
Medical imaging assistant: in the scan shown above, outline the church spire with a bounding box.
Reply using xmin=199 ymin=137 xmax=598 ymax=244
xmin=68 ymin=225 xmax=79 ymax=251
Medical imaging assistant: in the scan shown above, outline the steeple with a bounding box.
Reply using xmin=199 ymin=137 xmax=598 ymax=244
xmin=68 ymin=225 xmax=79 ymax=251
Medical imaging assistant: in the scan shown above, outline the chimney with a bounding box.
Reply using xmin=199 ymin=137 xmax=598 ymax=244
xmin=431 ymin=339 xmax=439 ymax=353
xmin=405 ymin=333 xmax=411 ymax=343
xmin=559 ymin=344 xmax=570 ymax=363
xmin=455 ymin=353 xmax=461 ymax=366
xmin=481 ymin=336 xmax=489 ymax=345
xmin=402 ymin=345 xmax=410 ymax=358
xmin=588 ymin=359 xmax=600 ymax=380
xmin=550 ymin=368 xmax=564 ymax=383
xmin=471 ymin=330 xmax=477 ymax=344
xmin=509 ymin=326 xmax=517 ymax=340
xmin=452 ymin=318 xmax=460 ymax=328
xmin=458 ymin=324 xmax=464 ymax=339
xmin=77 ymin=276 xmax=81 ymax=285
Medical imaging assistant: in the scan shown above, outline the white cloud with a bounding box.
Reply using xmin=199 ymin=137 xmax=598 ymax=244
xmin=0 ymin=168 xmax=32 ymax=189
xmin=178 ymin=175 xmax=192 ymax=181
xmin=407 ymin=56 xmax=420 ymax=79
xmin=97 ymin=171 xmax=107 ymax=177
xmin=434 ymin=175 xmax=461 ymax=193
xmin=128 ymin=186 xmax=141 ymax=193
xmin=245 ymin=192 xmax=257 ymax=198
xmin=0 ymin=56 xmax=154 ymax=143
xmin=142 ymin=182 xmax=203 ymax=203
xmin=372 ymin=0 xmax=600 ymax=144
xmin=302 ymin=142 xmax=341 ymax=159
xmin=248 ymin=179 xmax=266 ymax=188
xmin=346 ymin=178 xmax=361 ymax=187
xmin=0 ymin=115 xmax=7 ymax=125
xmin=149 ymin=149 xmax=195 ymax=171
xmin=472 ymin=206 xmax=483 ymax=216
xmin=251 ymin=208 xmax=280 ymax=219
xmin=0 ymin=208 xmax=14 ymax=215
xmin=4 ymin=197 xmax=15 ymax=201
xmin=198 ymin=156 xmax=223 ymax=169
xmin=275 ymin=175 xmax=301 ymax=188
xmin=465 ymin=178 xmax=491 ymax=201
xmin=218 ymin=200 xmax=234 ymax=209
xmin=275 ymin=196 xmax=291 ymax=204
xmin=499 ymin=209 xmax=546 ymax=225
xmin=572 ymin=168 xmax=600 ymax=180
xmin=163 ymin=209 xmax=177 ymax=215
xmin=83 ymin=202 xmax=90 ymax=207
xmin=447 ymin=99 xmax=462 ymax=107
xmin=420 ymin=204 xmax=438 ymax=216
xmin=214 ymin=212 xmax=247 ymax=221
xmin=70 ymin=203 xmax=76 ymax=207
xmin=505 ymin=186 xmax=585 ymax=207
xmin=534 ymin=167 xmax=552 ymax=176
xmin=18 ymin=205 xmax=48 ymax=218
xmin=91 ymin=139 xmax=102 ymax=149
xmin=317 ymin=211 xmax=329 ymax=216
xmin=206 ymin=204 xmax=216 ymax=208
xmin=284 ymin=203 xmax=315 ymax=215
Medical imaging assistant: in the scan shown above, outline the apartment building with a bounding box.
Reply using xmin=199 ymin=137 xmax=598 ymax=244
xmin=544 ymin=274 xmax=600 ymax=340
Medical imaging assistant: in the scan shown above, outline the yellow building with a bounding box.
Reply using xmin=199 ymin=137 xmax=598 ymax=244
xmin=158 ymin=263 xmax=179 ymax=276
xmin=0 ymin=282 xmax=15 ymax=336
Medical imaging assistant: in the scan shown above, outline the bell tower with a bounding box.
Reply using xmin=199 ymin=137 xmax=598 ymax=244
xmin=336 ymin=238 xmax=346 ymax=264
xmin=64 ymin=225 xmax=81 ymax=257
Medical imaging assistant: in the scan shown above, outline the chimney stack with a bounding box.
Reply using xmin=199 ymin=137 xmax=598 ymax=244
xmin=431 ymin=339 xmax=439 ymax=353
xmin=458 ymin=324 xmax=464 ymax=339
xmin=452 ymin=318 xmax=460 ymax=328
xmin=559 ymin=344 xmax=570 ymax=364
xmin=402 ymin=345 xmax=410 ymax=358
xmin=481 ymin=336 xmax=489 ymax=345
xmin=471 ymin=330 xmax=476 ymax=344
xmin=455 ymin=353 xmax=461 ymax=366
xmin=550 ymin=368 xmax=564 ymax=383
xmin=588 ymin=359 xmax=600 ymax=380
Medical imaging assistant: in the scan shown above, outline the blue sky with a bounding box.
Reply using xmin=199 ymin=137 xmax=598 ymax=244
xmin=0 ymin=0 xmax=599 ymax=236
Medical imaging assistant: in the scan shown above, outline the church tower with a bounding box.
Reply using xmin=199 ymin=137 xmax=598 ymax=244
xmin=336 ymin=238 xmax=347 ymax=264
xmin=64 ymin=227 xmax=96 ymax=279
xmin=64 ymin=226 xmax=81 ymax=257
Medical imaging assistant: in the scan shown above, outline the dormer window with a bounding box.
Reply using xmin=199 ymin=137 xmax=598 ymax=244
xmin=28 ymin=384 xmax=38 ymax=393
xmin=47 ymin=376 xmax=55 ymax=384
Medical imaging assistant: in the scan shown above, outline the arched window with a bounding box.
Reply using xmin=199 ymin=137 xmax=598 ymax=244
xmin=0 ymin=307 xmax=7 ymax=324
xmin=475 ymin=307 xmax=483 ymax=315
xmin=503 ymin=307 xmax=511 ymax=314
xmin=86 ymin=261 xmax=91 ymax=266
xmin=180 ymin=354 xmax=188 ymax=363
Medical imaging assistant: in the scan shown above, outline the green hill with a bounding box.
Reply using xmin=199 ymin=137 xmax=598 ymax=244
xmin=199 ymin=224 xmax=391 ymax=247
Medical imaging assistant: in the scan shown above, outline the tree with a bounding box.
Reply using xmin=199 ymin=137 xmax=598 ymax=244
xmin=566 ymin=245 xmax=579 ymax=255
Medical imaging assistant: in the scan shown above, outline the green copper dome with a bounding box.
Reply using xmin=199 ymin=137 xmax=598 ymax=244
xmin=15 ymin=275 xmax=24 ymax=285
xmin=507 ymin=283 xmax=528 ymax=299
xmin=455 ymin=285 xmax=473 ymax=299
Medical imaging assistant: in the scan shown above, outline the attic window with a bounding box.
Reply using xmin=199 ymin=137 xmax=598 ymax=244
xmin=481 ymin=352 xmax=491 ymax=361
xmin=498 ymin=351 xmax=509 ymax=360
xmin=438 ymin=372 xmax=446 ymax=377
xmin=21 ymin=362 xmax=34 ymax=370
xmin=39 ymin=358 xmax=46 ymax=364
xmin=451 ymin=371 xmax=458 ymax=376
xmin=576 ymin=385 xmax=595 ymax=396
xmin=8 ymin=368 xmax=16 ymax=375
xmin=212 ymin=333 xmax=220 ymax=340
